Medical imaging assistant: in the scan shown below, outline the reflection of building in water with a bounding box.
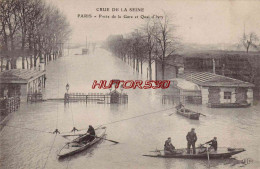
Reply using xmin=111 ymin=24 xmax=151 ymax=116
xmin=0 ymin=69 xmax=46 ymax=102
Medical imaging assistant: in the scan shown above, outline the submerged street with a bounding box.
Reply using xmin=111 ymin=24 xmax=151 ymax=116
xmin=0 ymin=48 xmax=259 ymax=169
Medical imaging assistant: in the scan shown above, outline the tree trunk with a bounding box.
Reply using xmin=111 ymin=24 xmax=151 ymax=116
xmin=148 ymin=52 xmax=152 ymax=80
xmin=155 ymin=60 xmax=157 ymax=80
xmin=133 ymin=58 xmax=135 ymax=70
xmin=141 ymin=60 xmax=143 ymax=74
xmin=30 ymin=55 xmax=33 ymax=69
xmin=162 ymin=62 xmax=165 ymax=80
xmin=1 ymin=57 xmax=3 ymax=71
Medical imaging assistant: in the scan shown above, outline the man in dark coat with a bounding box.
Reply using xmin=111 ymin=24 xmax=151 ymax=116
xmin=205 ymin=137 xmax=218 ymax=151
xmin=186 ymin=128 xmax=197 ymax=154
xmin=164 ymin=137 xmax=175 ymax=153
xmin=84 ymin=125 xmax=96 ymax=142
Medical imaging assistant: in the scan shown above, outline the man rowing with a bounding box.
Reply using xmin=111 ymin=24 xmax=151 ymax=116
xmin=164 ymin=137 xmax=175 ymax=154
xmin=186 ymin=128 xmax=197 ymax=154
xmin=80 ymin=125 xmax=96 ymax=143
xmin=86 ymin=125 xmax=96 ymax=141
xmin=205 ymin=137 xmax=218 ymax=151
xmin=176 ymin=102 xmax=184 ymax=110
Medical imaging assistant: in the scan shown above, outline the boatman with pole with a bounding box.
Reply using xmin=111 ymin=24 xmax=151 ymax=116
xmin=186 ymin=128 xmax=197 ymax=154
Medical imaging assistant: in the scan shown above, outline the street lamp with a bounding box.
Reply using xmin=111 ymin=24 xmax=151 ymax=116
xmin=66 ymin=83 xmax=70 ymax=93
xmin=120 ymin=84 xmax=124 ymax=94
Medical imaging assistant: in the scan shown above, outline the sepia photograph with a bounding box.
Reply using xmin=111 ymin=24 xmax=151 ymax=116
xmin=0 ymin=0 xmax=259 ymax=168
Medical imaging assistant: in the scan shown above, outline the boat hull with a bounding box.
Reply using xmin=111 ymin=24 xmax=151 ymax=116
xmin=58 ymin=128 xmax=106 ymax=158
xmin=207 ymin=103 xmax=251 ymax=108
xmin=143 ymin=147 xmax=245 ymax=159
xmin=176 ymin=108 xmax=200 ymax=120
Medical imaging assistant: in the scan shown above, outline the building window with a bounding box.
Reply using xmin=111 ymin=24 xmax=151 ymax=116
xmin=224 ymin=92 xmax=231 ymax=100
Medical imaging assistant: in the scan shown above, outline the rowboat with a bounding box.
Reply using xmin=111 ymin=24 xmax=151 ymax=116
xmin=143 ymin=147 xmax=245 ymax=159
xmin=207 ymin=103 xmax=251 ymax=108
xmin=176 ymin=108 xmax=200 ymax=120
xmin=58 ymin=127 xmax=106 ymax=158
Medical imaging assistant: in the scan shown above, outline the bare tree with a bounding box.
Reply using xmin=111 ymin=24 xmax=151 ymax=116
xmin=241 ymin=32 xmax=259 ymax=53
xmin=0 ymin=0 xmax=71 ymax=71
xmin=141 ymin=19 xmax=156 ymax=80
xmin=153 ymin=13 xmax=179 ymax=80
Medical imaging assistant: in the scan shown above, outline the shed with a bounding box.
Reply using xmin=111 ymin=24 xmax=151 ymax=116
xmin=0 ymin=69 xmax=46 ymax=101
xmin=182 ymin=72 xmax=254 ymax=105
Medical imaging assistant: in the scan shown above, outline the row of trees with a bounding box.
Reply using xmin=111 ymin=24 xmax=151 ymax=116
xmin=105 ymin=14 xmax=180 ymax=80
xmin=0 ymin=0 xmax=71 ymax=71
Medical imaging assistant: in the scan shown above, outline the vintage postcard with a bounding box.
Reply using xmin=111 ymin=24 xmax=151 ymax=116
xmin=0 ymin=0 xmax=259 ymax=169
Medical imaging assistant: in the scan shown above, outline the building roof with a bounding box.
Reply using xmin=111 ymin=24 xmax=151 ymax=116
xmin=182 ymin=72 xmax=254 ymax=88
xmin=169 ymin=78 xmax=200 ymax=91
xmin=0 ymin=69 xmax=45 ymax=84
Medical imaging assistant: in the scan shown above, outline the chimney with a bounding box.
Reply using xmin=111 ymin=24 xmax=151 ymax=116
xmin=212 ymin=59 xmax=215 ymax=74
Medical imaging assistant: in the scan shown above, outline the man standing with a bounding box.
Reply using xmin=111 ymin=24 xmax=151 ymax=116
xmin=186 ymin=128 xmax=197 ymax=154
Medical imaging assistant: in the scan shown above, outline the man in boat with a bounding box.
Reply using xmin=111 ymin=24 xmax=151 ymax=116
xmin=176 ymin=102 xmax=184 ymax=110
xmin=83 ymin=125 xmax=96 ymax=143
xmin=164 ymin=137 xmax=175 ymax=153
xmin=186 ymin=128 xmax=197 ymax=154
xmin=205 ymin=137 xmax=218 ymax=151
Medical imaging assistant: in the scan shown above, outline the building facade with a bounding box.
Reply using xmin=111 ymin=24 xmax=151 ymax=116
xmin=182 ymin=72 xmax=254 ymax=105
xmin=0 ymin=69 xmax=46 ymax=102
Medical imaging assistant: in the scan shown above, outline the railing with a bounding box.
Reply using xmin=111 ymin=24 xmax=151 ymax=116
xmin=162 ymin=95 xmax=202 ymax=105
xmin=0 ymin=96 xmax=20 ymax=116
xmin=27 ymin=93 xmax=43 ymax=102
xmin=64 ymin=92 xmax=128 ymax=104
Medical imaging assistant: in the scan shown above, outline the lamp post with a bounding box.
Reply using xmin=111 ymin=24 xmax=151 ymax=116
xmin=66 ymin=83 xmax=70 ymax=93
xmin=120 ymin=84 xmax=124 ymax=94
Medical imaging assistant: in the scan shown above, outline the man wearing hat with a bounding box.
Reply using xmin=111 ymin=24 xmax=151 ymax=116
xmin=164 ymin=137 xmax=175 ymax=153
xmin=186 ymin=128 xmax=197 ymax=154
xmin=83 ymin=125 xmax=96 ymax=142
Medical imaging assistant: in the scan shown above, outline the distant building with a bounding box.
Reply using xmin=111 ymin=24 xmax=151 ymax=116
xmin=169 ymin=78 xmax=202 ymax=104
xmin=157 ymin=50 xmax=260 ymax=99
xmin=182 ymin=72 xmax=254 ymax=106
xmin=0 ymin=69 xmax=46 ymax=102
xmin=155 ymin=55 xmax=184 ymax=80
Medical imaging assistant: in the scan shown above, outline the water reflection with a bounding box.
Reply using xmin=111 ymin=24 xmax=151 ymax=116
xmin=0 ymin=48 xmax=259 ymax=169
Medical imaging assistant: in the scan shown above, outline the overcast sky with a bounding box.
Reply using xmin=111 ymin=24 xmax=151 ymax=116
xmin=48 ymin=0 xmax=260 ymax=45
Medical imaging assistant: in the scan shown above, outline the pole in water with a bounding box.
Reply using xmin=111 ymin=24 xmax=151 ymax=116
xmin=206 ymin=146 xmax=210 ymax=167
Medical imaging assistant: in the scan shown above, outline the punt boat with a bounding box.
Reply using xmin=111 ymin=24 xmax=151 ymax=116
xmin=143 ymin=147 xmax=245 ymax=159
xmin=207 ymin=103 xmax=251 ymax=108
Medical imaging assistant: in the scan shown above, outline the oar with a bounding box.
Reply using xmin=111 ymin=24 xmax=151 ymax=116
xmin=92 ymin=135 xmax=119 ymax=144
xmin=63 ymin=134 xmax=119 ymax=144
xmin=206 ymin=146 xmax=210 ymax=167
xmin=168 ymin=113 xmax=174 ymax=116
xmin=199 ymin=113 xmax=206 ymax=117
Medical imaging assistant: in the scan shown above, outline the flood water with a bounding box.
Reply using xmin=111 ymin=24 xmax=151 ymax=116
xmin=0 ymin=48 xmax=259 ymax=169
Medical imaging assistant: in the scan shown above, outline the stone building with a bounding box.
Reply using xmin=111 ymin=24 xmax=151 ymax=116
xmin=182 ymin=72 xmax=254 ymax=106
